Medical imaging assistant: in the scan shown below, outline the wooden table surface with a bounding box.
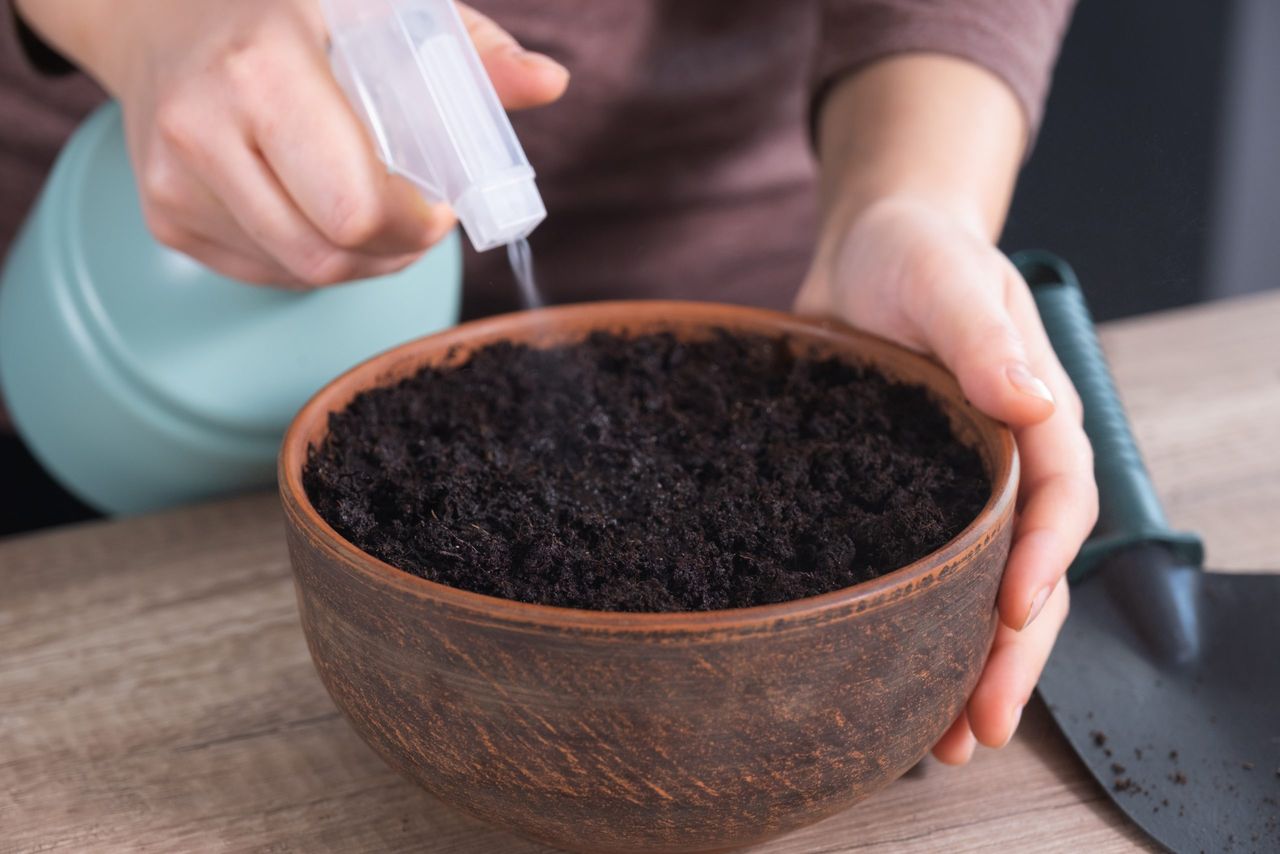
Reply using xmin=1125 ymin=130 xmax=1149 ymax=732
xmin=4 ymin=292 xmax=1279 ymax=853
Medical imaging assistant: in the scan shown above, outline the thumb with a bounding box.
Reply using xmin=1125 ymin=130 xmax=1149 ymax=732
xmin=458 ymin=4 xmax=569 ymax=110
xmin=921 ymin=263 xmax=1056 ymax=427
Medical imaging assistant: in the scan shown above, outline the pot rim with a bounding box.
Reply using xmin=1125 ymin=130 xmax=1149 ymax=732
xmin=279 ymin=300 xmax=1018 ymax=632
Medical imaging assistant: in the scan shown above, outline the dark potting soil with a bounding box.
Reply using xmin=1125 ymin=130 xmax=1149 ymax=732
xmin=303 ymin=330 xmax=990 ymax=612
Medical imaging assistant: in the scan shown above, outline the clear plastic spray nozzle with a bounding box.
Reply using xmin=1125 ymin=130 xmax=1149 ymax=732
xmin=322 ymin=0 xmax=546 ymax=252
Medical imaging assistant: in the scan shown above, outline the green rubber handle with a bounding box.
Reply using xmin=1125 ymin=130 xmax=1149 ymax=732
xmin=1013 ymin=250 xmax=1203 ymax=584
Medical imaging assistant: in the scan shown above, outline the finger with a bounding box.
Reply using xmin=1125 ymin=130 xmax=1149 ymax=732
xmin=458 ymin=4 xmax=569 ymax=109
xmin=144 ymin=159 xmax=303 ymax=278
xmin=177 ymin=178 xmax=446 ymax=284
xmin=998 ymin=433 xmax=1096 ymax=631
xmin=149 ymin=168 xmax=428 ymax=288
xmin=968 ymin=579 xmax=1069 ymax=748
xmin=931 ymin=709 xmax=978 ymax=765
xmin=996 ymin=286 xmax=1098 ymax=631
xmin=176 ymin=111 xmax=380 ymax=285
xmin=137 ymin=148 xmax=306 ymax=285
xmin=165 ymin=231 xmax=305 ymax=287
xmin=151 ymin=86 xmax=360 ymax=285
xmin=241 ymin=42 xmax=453 ymax=256
xmin=336 ymin=249 xmax=435 ymax=285
xmin=170 ymin=222 xmax=424 ymax=288
xmin=910 ymin=256 xmax=1056 ymax=428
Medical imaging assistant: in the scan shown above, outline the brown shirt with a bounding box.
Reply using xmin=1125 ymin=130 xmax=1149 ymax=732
xmin=465 ymin=0 xmax=1074 ymax=318
xmin=0 ymin=1 xmax=1074 ymax=320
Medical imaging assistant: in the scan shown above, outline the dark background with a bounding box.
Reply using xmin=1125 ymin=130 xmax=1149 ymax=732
xmin=1003 ymin=0 xmax=1278 ymax=320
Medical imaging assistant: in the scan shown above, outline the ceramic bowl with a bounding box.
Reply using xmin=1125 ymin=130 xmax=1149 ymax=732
xmin=279 ymin=301 xmax=1018 ymax=853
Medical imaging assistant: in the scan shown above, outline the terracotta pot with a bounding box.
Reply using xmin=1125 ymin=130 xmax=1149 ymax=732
xmin=279 ymin=301 xmax=1018 ymax=854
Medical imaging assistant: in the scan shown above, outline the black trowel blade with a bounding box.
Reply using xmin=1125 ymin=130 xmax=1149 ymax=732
xmin=1038 ymin=553 xmax=1280 ymax=853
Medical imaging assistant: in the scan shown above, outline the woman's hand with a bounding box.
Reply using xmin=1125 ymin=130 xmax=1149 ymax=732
xmin=802 ymin=53 xmax=1096 ymax=761
xmin=796 ymin=193 xmax=1098 ymax=762
xmin=16 ymin=0 xmax=568 ymax=286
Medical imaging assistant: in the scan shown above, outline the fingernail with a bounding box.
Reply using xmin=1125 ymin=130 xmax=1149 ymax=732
xmin=1007 ymin=363 xmax=1054 ymax=404
xmin=1022 ymin=584 xmax=1052 ymax=630
xmin=1002 ymin=704 xmax=1025 ymax=747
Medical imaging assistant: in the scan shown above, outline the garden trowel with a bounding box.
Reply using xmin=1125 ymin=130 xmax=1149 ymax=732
xmin=1018 ymin=250 xmax=1280 ymax=854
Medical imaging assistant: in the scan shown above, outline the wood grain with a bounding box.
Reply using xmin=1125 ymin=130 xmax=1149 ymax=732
xmin=4 ymin=290 xmax=1279 ymax=853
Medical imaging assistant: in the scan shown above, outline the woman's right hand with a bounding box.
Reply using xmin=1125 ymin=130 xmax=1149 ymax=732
xmin=16 ymin=0 xmax=568 ymax=286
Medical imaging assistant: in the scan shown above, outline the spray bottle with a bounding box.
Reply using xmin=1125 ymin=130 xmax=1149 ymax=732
xmin=0 ymin=0 xmax=545 ymax=515
xmin=323 ymin=0 xmax=547 ymax=251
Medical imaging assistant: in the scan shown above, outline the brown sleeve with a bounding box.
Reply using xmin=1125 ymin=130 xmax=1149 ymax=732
xmin=815 ymin=0 xmax=1077 ymax=148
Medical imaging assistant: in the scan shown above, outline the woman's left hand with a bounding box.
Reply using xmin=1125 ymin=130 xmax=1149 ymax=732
xmin=795 ymin=193 xmax=1098 ymax=763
